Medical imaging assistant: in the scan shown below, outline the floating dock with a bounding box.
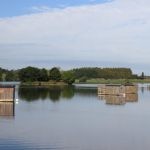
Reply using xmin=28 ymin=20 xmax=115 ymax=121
xmin=0 ymin=85 xmax=15 ymax=102
xmin=98 ymin=84 xmax=138 ymax=96
xmin=98 ymin=84 xmax=138 ymax=105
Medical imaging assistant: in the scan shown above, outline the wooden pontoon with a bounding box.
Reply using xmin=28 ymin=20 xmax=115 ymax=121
xmin=98 ymin=84 xmax=138 ymax=105
xmin=0 ymin=85 xmax=15 ymax=102
xmin=98 ymin=84 xmax=138 ymax=96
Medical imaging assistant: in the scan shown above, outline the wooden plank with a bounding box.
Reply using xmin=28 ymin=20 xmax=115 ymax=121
xmin=0 ymin=86 xmax=15 ymax=102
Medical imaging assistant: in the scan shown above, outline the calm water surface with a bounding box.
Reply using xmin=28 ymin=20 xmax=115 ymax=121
xmin=0 ymin=84 xmax=150 ymax=150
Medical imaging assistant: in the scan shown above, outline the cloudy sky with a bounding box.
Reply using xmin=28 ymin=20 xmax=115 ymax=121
xmin=0 ymin=0 xmax=150 ymax=74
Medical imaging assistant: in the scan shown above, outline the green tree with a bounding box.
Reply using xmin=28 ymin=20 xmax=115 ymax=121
xmin=5 ymin=71 xmax=15 ymax=81
xmin=0 ymin=67 xmax=9 ymax=81
xmin=62 ymin=71 xmax=75 ymax=84
xmin=0 ymin=72 xmax=2 ymax=81
xmin=72 ymin=67 xmax=133 ymax=79
xmin=38 ymin=68 xmax=49 ymax=81
xmin=19 ymin=66 xmax=41 ymax=82
xmin=141 ymin=72 xmax=145 ymax=79
xmin=49 ymin=67 xmax=61 ymax=81
xmin=79 ymin=76 xmax=87 ymax=83
xmin=5 ymin=70 xmax=18 ymax=81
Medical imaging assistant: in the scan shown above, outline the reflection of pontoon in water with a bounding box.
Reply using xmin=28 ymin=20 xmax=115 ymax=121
xmin=0 ymin=85 xmax=15 ymax=117
xmin=0 ymin=102 xmax=15 ymax=117
xmin=98 ymin=84 xmax=138 ymax=105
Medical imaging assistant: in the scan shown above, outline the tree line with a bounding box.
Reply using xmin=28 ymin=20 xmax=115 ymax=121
xmin=0 ymin=66 xmax=143 ymax=84
xmin=73 ymin=67 xmax=137 ymax=80
xmin=0 ymin=66 xmax=75 ymax=84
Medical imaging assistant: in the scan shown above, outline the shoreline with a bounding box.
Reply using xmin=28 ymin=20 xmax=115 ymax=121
xmin=20 ymin=81 xmax=68 ymax=86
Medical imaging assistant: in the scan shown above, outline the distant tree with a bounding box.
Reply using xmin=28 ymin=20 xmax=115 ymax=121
xmin=18 ymin=66 xmax=41 ymax=82
xmin=0 ymin=72 xmax=2 ymax=81
xmin=79 ymin=76 xmax=87 ymax=83
xmin=5 ymin=71 xmax=15 ymax=81
xmin=62 ymin=71 xmax=75 ymax=84
xmin=73 ymin=67 xmax=99 ymax=79
xmin=5 ymin=70 xmax=19 ymax=81
xmin=0 ymin=67 xmax=9 ymax=81
xmin=72 ymin=67 xmax=133 ymax=79
xmin=141 ymin=72 xmax=145 ymax=79
xmin=49 ymin=67 xmax=61 ymax=81
xmin=131 ymin=74 xmax=139 ymax=79
xmin=38 ymin=68 xmax=49 ymax=81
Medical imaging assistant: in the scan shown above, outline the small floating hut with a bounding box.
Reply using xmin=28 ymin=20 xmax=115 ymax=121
xmin=98 ymin=84 xmax=138 ymax=96
xmin=0 ymin=85 xmax=15 ymax=102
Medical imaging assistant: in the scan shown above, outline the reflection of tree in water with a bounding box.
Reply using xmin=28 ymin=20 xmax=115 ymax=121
xmin=141 ymin=86 xmax=144 ymax=93
xmin=75 ymin=88 xmax=97 ymax=97
xmin=18 ymin=86 xmax=49 ymax=101
xmin=61 ymin=85 xmax=75 ymax=99
xmin=140 ymin=85 xmax=150 ymax=93
xmin=18 ymin=85 xmax=98 ymax=102
xmin=147 ymin=86 xmax=150 ymax=91
xmin=49 ymin=87 xmax=61 ymax=102
xmin=18 ymin=85 xmax=75 ymax=102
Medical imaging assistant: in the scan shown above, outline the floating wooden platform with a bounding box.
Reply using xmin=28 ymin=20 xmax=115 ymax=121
xmin=0 ymin=85 xmax=15 ymax=102
xmin=98 ymin=84 xmax=138 ymax=96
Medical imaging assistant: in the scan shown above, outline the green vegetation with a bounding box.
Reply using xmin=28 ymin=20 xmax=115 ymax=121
xmin=0 ymin=66 xmax=148 ymax=85
xmin=0 ymin=67 xmax=8 ymax=81
xmin=19 ymin=67 xmax=44 ymax=82
xmin=76 ymin=78 xmax=150 ymax=84
xmin=49 ymin=67 xmax=61 ymax=81
xmin=0 ymin=72 xmax=2 ymax=81
xmin=140 ymin=72 xmax=145 ymax=79
xmin=5 ymin=70 xmax=19 ymax=81
xmin=62 ymin=70 xmax=75 ymax=84
xmin=38 ymin=69 xmax=49 ymax=81
xmin=73 ymin=67 xmax=134 ymax=79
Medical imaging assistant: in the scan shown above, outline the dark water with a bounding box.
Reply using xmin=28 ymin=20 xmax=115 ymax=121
xmin=0 ymin=84 xmax=150 ymax=150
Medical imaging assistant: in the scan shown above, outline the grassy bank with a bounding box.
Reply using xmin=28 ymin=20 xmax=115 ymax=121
xmin=75 ymin=79 xmax=150 ymax=84
xmin=20 ymin=79 xmax=150 ymax=86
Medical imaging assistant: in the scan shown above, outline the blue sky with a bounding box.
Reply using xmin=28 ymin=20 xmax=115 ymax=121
xmin=0 ymin=0 xmax=109 ymax=17
xmin=0 ymin=0 xmax=150 ymax=75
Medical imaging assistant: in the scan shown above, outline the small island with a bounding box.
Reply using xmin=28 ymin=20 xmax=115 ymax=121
xmin=0 ymin=66 xmax=149 ymax=86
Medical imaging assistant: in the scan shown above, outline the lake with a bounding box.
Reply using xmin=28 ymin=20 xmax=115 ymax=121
xmin=0 ymin=84 xmax=150 ymax=150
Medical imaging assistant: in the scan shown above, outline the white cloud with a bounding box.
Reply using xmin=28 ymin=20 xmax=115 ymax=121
xmin=0 ymin=0 xmax=150 ymax=73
